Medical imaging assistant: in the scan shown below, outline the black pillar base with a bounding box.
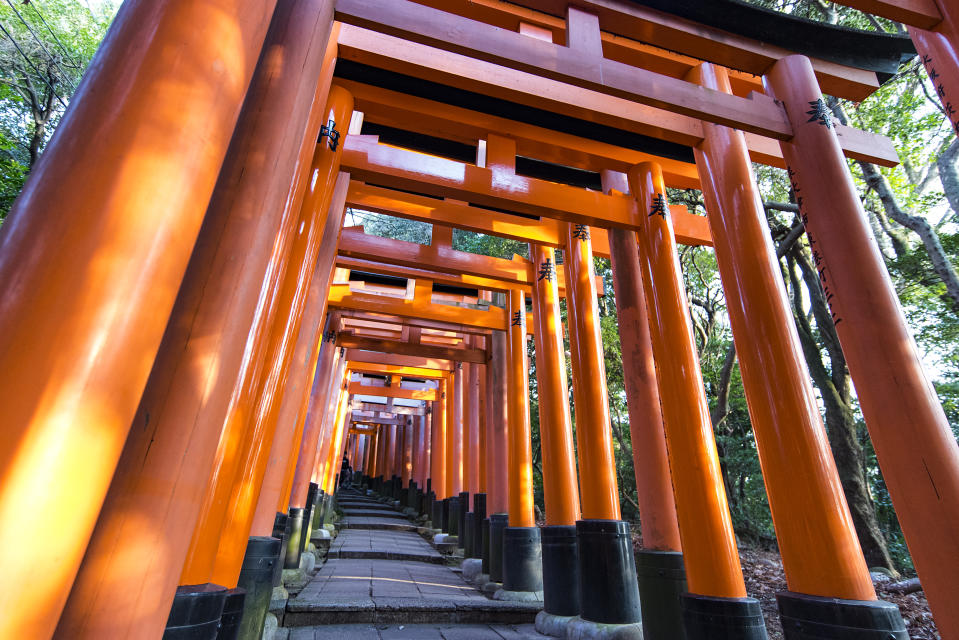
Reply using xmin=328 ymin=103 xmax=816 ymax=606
xmin=577 ymin=519 xmax=642 ymax=624
xmin=164 ymin=583 xmax=227 ymax=640
xmin=636 ymin=549 xmax=687 ymax=640
xmin=236 ymin=536 xmax=282 ymax=640
xmin=321 ymin=494 xmax=335 ymax=526
xmin=542 ymin=525 xmax=581 ymax=616
xmin=301 ymin=483 xmax=319 ymax=554
xmin=311 ymin=490 xmax=326 ymax=530
xmin=283 ymin=507 xmax=305 ymax=569
xmin=441 ymin=497 xmax=451 ymax=531
xmin=481 ymin=517 xmax=492 ymax=575
xmin=447 ymin=496 xmax=461 ymax=536
xmin=472 ymin=494 xmax=486 ymax=561
xmin=458 ymin=491 xmax=470 ymax=548
xmin=776 ymin=591 xmax=908 ymax=639
xmin=682 ymin=593 xmax=767 ymax=639
xmin=463 ymin=512 xmax=475 ymax=557
xmin=488 ymin=513 xmax=508 ymax=583
xmin=431 ymin=498 xmax=443 ymax=529
xmin=214 ymin=588 xmax=246 ymax=640
xmin=271 ymin=512 xmax=289 ymax=579
xmin=502 ymin=526 xmax=543 ymax=592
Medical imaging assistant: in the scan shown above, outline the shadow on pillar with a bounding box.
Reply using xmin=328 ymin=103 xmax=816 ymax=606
xmin=163 ymin=583 xmax=228 ymax=640
xmin=215 ymin=588 xmax=246 ymax=640
xmin=636 ymin=549 xmax=687 ymax=640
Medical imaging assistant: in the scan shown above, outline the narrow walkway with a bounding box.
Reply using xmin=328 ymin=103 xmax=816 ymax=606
xmin=278 ymin=489 xmax=549 ymax=639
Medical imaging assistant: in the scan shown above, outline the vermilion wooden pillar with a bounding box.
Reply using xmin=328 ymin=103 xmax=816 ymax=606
xmin=431 ymin=392 xmax=448 ymax=499
xmin=52 ymin=4 xmax=330 ymax=637
xmin=531 ymin=243 xmax=583 ymax=620
xmin=289 ymin=321 xmax=342 ymax=509
xmin=692 ymin=61 xmax=878 ymax=608
xmin=485 ymin=332 xmax=509 ymax=516
xmin=311 ymin=355 xmax=349 ymax=487
xmin=402 ymin=418 xmax=414 ymax=486
xmin=0 ymin=0 xmax=276 ymax=635
xmin=629 ymin=163 xmax=764 ymax=638
xmin=506 ymin=291 xmax=535 ymax=530
xmin=466 ymin=360 xmax=481 ymax=495
xmin=251 ymin=172 xmax=349 ymax=536
xmin=450 ymin=364 xmax=465 ymax=496
xmin=603 ymin=170 xmax=686 ymax=639
xmin=766 ymin=55 xmax=956 ymax=639
xmin=912 ymin=2 xmax=959 ymax=136
xmin=180 ymin=85 xmax=353 ymax=590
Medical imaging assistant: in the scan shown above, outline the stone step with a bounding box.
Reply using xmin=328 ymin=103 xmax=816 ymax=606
xmin=284 ymin=598 xmax=543 ymax=626
xmin=278 ymin=622 xmax=551 ymax=640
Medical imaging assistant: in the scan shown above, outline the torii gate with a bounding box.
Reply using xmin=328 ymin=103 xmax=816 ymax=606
xmin=0 ymin=0 xmax=956 ymax=639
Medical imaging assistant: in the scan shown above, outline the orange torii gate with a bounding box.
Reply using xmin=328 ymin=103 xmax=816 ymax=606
xmin=0 ymin=0 xmax=954 ymax=639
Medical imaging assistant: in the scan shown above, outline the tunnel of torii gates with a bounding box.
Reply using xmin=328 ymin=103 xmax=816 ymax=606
xmin=2 ymin=0 xmax=959 ymax=639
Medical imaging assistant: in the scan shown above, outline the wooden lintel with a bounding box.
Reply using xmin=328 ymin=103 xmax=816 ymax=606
xmin=351 ymin=401 xmax=427 ymax=415
xmin=336 ymin=24 xmax=899 ymax=167
xmin=347 ymin=360 xmax=451 ymax=379
xmin=335 ymin=0 xmax=794 ymax=139
xmin=814 ymin=0 xmax=941 ymax=29
xmin=338 ymin=333 xmax=488 ymax=363
xmin=345 ymin=348 xmax=456 ymax=370
xmin=338 ymin=309 xmax=494 ymax=336
xmin=348 ymin=382 xmax=440 ymax=400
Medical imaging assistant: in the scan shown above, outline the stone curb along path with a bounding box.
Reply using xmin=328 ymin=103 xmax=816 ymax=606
xmin=273 ymin=488 xmax=550 ymax=639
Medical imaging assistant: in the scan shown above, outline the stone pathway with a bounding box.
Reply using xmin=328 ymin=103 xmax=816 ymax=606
xmin=278 ymin=489 xmax=548 ymax=639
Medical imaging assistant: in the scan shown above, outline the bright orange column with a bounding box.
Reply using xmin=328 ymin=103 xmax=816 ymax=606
xmin=321 ymin=391 xmax=351 ymax=494
xmin=466 ymin=361 xmax=482 ymax=495
xmin=628 ymin=162 xmax=746 ymax=599
xmin=449 ymin=366 xmax=465 ymax=496
xmin=766 ymin=55 xmax=959 ymax=636
xmin=476 ymin=337 xmax=489 ymax=494
xmin=403 ymin=418 xmax=415 ymax=486
xmin=290 ymin=320 xmax=341 ymax=508
xmin=911 ymin=3 xmax=959 ymax=136
xmin=181 ymin=85 xmax=353 ymax=589
xmin=0 ymin=1 xmax=275 ymax=635
xmin=564 ymin=223 xmax=621 ymax=521
xmin=431 ymin=392 xmax=449 ymax=499
xmin=420 ymin=413 xmax=432 ymax=487
xmin=53 ymin=4 xmax=334 ymax=637
xmin=603 ymin=173 xmax=682 ymax=553
xmin=692 ymin=62 xmax=874 ymax=601
xmin=531 ymin=244 xmax=581 ymax=526
xmin=507 ymin=290 xmax=535 ymax=528
xmin=252 ymin=171 xmax=350 ymax=535
xmin=312 ymin=356 xmax=349 ymax=486
xmin=486 ymin=331 xmax=510 ymax=515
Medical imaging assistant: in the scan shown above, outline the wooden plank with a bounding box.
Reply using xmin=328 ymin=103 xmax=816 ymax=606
xmin=335 ymin=0 xmax=793 ymax=139
xmin=338 ymin=309 xmax=493 ymax=336
xmin=348 ymin=382 xmax=439 ymax=400
xmin=347 ymin=180 xmax=711 ymax=248
xmin=347 ymin=360 xmax=451 ymax=379
xmin=351 ymin=401 xmax=427 ymax=415
xmin=505 ymin=0 xmax=882 ymax=100
xmin=337 ymin=26 xmax=900 ymax=167
xmin=338 ymin=333 xmax=488 ymax=363
xmin=345 ymin=348 xmax=456 ymax=370
xmin=831 ymin=0 xmax=941 ymax=28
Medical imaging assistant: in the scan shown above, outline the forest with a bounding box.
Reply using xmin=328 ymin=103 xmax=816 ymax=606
xmin=0 ymin=1 xmax=952 ymax=637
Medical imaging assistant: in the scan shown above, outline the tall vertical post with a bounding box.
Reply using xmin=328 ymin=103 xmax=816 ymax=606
xmin=691 ymin=62 xmax=905 ymax=638
xmin=485 ymin=330 xmax=510 ymax=584
xmin=766 ymin=55 xmax=959 ymax=639
xmin=564 ymin=222 xmax=643 ymax=633
xmin=603 ymin=170 xmax=686 ymax=640
xmin=53 ymin=4 xmax=334 ymax=638
xmin=402 ymin=418 xmax=414 ymax=487
xmin=530 ymin=243 xmax=583 ymax=629
xmin=433 ymin=387 xmax=448 ymax=500
xmin=0 ymin=0 xmax=276 ymax=635
xmin=911 ymin=4 xmax=959 ymax=136
xmin=466 ymin=359 xmax=482 ymax=495
xmin=629 ymin=163 xmax=765 ymax=639
xmin=496 ymin=289 xmax=543 ymax=597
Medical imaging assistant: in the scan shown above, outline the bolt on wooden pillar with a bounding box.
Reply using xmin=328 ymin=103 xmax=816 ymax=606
xmin=911 ymin=3 xmax=959 ymax=137
xmin=629 ymin=163 xmax=765 ymax=639
xmin=602 ymin=170 xmax=686 ymax=640
xmin=765 ymin=55 xmax=952 ymax=639
xmin=0 ymin=0 xmax=276 ymax=636
xmin=563 ymin=222 xmax=642 ymax=631
xmin=497 ymin=289 xmax=543 ymax=596
xmin=53 ymin=4 xmax=334 ymax=637
xmin=530 ymin=243 xmax=583 ymax=622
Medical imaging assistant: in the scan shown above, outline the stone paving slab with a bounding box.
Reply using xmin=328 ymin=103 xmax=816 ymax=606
xmin=341 ymin=508 xmax=409 ymax=518
xmin=328 ymin=530 xmax=443 ymax=563
xmin=288 ymin=623 xmax=550 ymax=639
xmin=339 ymin=516 xmax=419 ymax=532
